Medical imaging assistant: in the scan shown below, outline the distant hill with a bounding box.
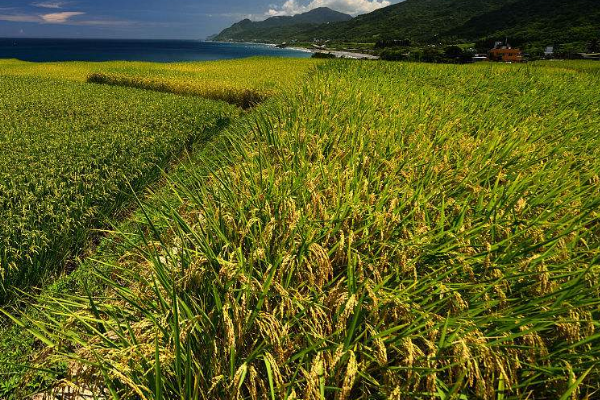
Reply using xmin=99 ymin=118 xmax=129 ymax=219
xmin=214 ymin=0 xmax=600 ymax=49
xmin=445 ymin=0 xmax=600 ymax=47
xmin=314 ymin=0 xmax=600 ymax=46
xmin=213 ymin=7 xmax=352 ymax=42
xmin=311 ymin=0 xmax=519 ymax=42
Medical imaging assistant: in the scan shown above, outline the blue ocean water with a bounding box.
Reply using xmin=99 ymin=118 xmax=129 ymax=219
xmin=0 ymin=38 xmax=312 ymax=62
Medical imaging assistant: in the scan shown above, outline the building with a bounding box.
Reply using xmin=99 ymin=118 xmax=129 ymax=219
xmin=488 ymin=43 xmax=524 ymax=63
xmin=472 ymin=54 xmax=489 ymax=62
xmin=544 ymin=46 xmax=554 ymax=57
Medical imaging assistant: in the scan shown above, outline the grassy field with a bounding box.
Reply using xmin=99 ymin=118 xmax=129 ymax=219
xmin=0 ymin=74 xmax=239 ymax=299
xmin=0 ymin=57 xmax=316 ymax=300
xmin=1 ymin=59 xmax=600 ymax=399
xmin=0 ymin=58 xmax=319 ymax=107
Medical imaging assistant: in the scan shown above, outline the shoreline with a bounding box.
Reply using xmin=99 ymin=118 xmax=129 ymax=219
xmin=288 ymin=46 xmax=379 ymax=60
xmin=210 ymin=40 xmax=379 ymax=60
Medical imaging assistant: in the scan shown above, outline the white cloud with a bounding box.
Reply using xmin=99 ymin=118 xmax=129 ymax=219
xmin=31 ymin=1 xmax=69 ymax=9
xmin=75 ymin=18 xmax=133 ymax=27
xmin=196 ymin=12 xmax=265 ymax=21
xmin=40 ymin=11 xmax=84 ymax=23
xmin=0 ymin=9 xmax=138 ymax=27
xmin=266 ymin=0 xmax=391 ymax=17
xmin=0 ymin=13 xmax=40 ymax=22
xmin=0 ymin=7 xmax=139 ymax=27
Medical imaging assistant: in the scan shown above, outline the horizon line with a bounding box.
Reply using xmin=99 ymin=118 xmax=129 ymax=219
xmin=0 ymin=37 xmax=209 ymax=41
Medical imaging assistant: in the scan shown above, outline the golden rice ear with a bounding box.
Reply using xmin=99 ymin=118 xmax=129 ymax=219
xmin=373 ymin=336 xmax=388 ymax=367
xmin=339 ymin=350 xmax=358 ymax=400
xmin=336 ymin=294 xmax=358 ymax=333
xmin=231 ymin=363 xmax=248 ymax=399
xmin=303 ymin=352 xmax=324 ymax=399
xmin=286 ymin=388 xmax=298 ymax=400
xmin=223 ymin=303 xmax=236 ymax=355
xmin=246 ymin=365 xmax=259 ymax=400
xmin=308 ymin=242 xmax=333 ymax=288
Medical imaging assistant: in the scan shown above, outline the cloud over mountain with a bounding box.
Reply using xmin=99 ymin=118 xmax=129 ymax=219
xmin=267 ymin=0 xmax=391 ymax=17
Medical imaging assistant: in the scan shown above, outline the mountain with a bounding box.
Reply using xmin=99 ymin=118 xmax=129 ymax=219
xmin=311 ymin=0 xmax=600 ymax=46
xmin=213 ymin=7 xmax=352 ymax=42
xmin=215 ymin=0 xmax=600 ymax=49
xmin=311 ymin=0 xmax=519 ymax=42
xmin=445 ymin=0 xmax=600 ymax=46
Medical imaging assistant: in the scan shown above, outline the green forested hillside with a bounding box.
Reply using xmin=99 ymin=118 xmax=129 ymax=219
xmin=447 ymin=0 xmax=600 ymax=48
xmin=213 ymin=7 xmax=352 ymax=42
xmin=215 ymin=0 xmax=600 ymax=49
xmin=312 ymin=0 xmax=519 ymax=42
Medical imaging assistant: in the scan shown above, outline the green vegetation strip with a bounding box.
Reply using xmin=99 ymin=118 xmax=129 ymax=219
xmin=87 ymin=72 xmax=268 ymax=108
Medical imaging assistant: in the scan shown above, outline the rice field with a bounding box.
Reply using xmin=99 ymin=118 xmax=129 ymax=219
xmin=0 ymin=57 xmax=316 ymax=298
xmin=2 ymin=59 xmax=600 ymax=399
xmin=0 ymin=58 xmax=320 ymax=107
xmin=0 ymin=73 xmax=239 ymax=298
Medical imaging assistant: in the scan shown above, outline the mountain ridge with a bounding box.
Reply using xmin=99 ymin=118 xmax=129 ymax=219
xmin=213 ymin=7 xmax=352 ymax=42
xmin=213 ymin=0 xmax=600 ymax=50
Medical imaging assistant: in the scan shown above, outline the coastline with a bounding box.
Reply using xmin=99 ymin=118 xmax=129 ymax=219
xmin=287 ymin=46 xmax=379 ymax=59
xmin=209 ymin=40 xmax=379 ymax=60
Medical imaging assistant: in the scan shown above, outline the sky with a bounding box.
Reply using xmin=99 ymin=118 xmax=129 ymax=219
xmin=0 ymin=0 xmax=400 ymax=40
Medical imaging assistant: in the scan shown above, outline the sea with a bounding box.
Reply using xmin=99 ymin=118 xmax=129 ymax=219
xmin=0 ymin=38 xmax=312 ymax=63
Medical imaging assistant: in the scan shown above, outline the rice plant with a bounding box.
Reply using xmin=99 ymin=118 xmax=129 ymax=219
xmin=10 ymin=60 xmax=600 ymax=399
xmin=0 ymin=74 xmax=239 ymax=299
xmin=0 ymin=58 xmax=319 ymax=108
xmin=87 ymin=72 xmax=269 ymax=108
xmin=0 ymin=57 xmax=319 ymax=90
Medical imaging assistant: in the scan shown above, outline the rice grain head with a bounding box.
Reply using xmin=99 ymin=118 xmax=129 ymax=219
xmin=338 ymin=350 xmax=358 ymax=400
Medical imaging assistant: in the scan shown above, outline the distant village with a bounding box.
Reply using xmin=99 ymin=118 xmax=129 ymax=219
xmin=300 ymin=37 xmax=600 ymax=63
xmin=472 ymin=40 xmax=600 ymax=63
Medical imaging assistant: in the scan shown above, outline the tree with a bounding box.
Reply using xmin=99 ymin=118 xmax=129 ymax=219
xmin=588 ymin=38 xmax=599 ymax=53
xmin=444 ymin=45 xmax=464 ymax=59
xmin=375 ymin=38 xmax=411 ymax=49
xmin=423 ymin=47 xmax=443 ymax=63
xmin=475 ymin=38 xmax=497 ymax=53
